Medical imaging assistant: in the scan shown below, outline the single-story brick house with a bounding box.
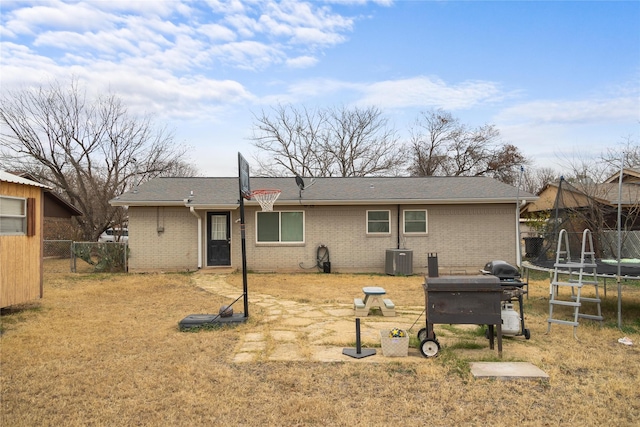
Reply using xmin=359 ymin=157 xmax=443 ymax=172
xmin=110 ymin=176 xmax=537 ymax=274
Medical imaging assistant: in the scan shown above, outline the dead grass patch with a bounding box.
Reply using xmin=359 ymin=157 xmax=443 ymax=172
xmin=1 ymin=265 xmax=640 ymax=425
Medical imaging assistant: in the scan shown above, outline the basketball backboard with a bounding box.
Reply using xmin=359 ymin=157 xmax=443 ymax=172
xmin=238 ymin=153 xmax=251 ymax=199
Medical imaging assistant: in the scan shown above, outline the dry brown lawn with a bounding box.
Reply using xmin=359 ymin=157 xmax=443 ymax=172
xmin=2 ymin=260 xmax=640 ymax=426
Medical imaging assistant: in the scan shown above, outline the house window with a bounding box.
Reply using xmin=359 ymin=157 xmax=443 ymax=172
xmin=257 ymin=211 xmax=304 ymax=243
xmin=210 ymin=215 xmax=227 ymax=240
xmin=0 ymin=196 xmax=27 ymax=235
xmin=404 ymin=210 xmax=428 ymax=234
xmin=367 ymin=210 xmax=390 ymax=234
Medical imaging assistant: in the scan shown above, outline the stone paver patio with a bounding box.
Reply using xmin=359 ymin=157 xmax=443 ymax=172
xmin=192 ymin=273 xmax=550 ymax=381
xmin=193 ymin=273 xmax=427 ymax=363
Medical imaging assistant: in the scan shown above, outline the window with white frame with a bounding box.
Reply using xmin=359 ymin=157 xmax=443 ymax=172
xmin=403 ymin=210 xmax=428 ymax=234
xmin=256 ymin=211 xmax=304 ymax=243
xmin=0 ymin=196 xmax=27 ymax=235
xmin=367 ymin=210 xmax=390 ymax=234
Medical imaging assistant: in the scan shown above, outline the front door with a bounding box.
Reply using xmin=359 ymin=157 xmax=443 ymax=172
xmin=207 ymin=212 xmax=231 ymax=266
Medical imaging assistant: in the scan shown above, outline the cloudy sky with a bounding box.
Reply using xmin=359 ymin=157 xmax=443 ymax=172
xmin=1 ymin=0 xmax=638 ymax=177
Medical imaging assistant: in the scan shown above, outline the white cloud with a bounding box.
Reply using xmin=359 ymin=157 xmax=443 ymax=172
xmin=2 ymin=1 xmax=124 ymax=36
xmin=90 ymin=0 xmax=182 ymax=16
xmin=286 ymin=55 xmax=318 ymax=69
xmin=290 ymin=26 xmax=347 ymax=46
xmin=2 ymin=0 xmax=360 ymax=78
xmin=202 ymin=0 xmax=247 ymax=15
xmin=35 ymin=29 xmax=138 ymax=56
xmin=492 ymin=88 xmax=640 ymax=169
xmin=261 ymin=1 xmax=353 ymax=46
xmin=257 ymin=75 xmax=508 ymax=111
xmin=357 ymin=76 xmax=507 ymax=110
xmin=198 ymin=23 xmax=237 ymax=42
xmin=283 ymin=78 xmax=360 ymax=99
xmin=209 ymin=40 xmax=285 ymax=70
xmin=496 ymin=96 xmax=640 ymax=126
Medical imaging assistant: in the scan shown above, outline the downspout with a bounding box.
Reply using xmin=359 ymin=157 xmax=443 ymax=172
xmin=189 ymin=206 xmax=202 ymax=269
xmin=397 ymin=204 xmax=401 ymax=249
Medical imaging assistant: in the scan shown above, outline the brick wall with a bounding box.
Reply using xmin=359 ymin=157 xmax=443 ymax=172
xmin=128 ymin=206 xmax=198 ymax=272
xmin=239 ymin=203 xmax=517 ymax=274
xmin=130 ymin=203 xmax=518 ymax=274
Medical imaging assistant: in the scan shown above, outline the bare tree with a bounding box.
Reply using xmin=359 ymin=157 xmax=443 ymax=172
xmin=522 ymin=166 xmax=560 ymax=194
xmin=550 ymin=145 xmax=640 ymax=257
xmin=407 ymin=109 xmax=529 ymax=185
xmin=602 ymin=136 xmax=640 ymax=172
xmin=251 ymin=105 xmax=326 ymax=176
xmin=0 ymin=78 xmax=195 ymax=241
xmin=251 ymin=104 xmax=405 ymax=177
xmin=406 ymin=109 xmax=456 ymax=177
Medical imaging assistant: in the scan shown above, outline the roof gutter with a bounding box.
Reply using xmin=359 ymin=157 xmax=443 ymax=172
xmin=109 ymin=199 xmax=239 ymax=209
xmin=269 ymin=197 xmax=538 ymax=207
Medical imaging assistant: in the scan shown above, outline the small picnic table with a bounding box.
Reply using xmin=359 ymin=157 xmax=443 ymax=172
xmin=354 ymin=287 xmax=395 ymax=317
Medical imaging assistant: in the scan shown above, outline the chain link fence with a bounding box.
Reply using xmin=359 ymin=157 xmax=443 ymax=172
xmin=43 ymin=240 xmax=74 ymax=273
xmin=44 ymin=240 xmax=73 ymax=258
xmin=43 ymin=240 xmax=128 ymax=273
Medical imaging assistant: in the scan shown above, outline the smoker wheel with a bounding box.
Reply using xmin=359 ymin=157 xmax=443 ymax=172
xmin=419 ymin=339 xmax=440 ymax=358
xmin=418 ymin=328 xmax=427 ymax=341
xmin=524 ymin=329 xmax=531 ymax=340
xmin=417 ymin=328 xmax=436 ymax=342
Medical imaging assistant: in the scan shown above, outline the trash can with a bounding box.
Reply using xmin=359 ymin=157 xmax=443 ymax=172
xmin=427 ymin=253 xmax=439 ymax=277
xmin=323 ymin=261 xmax=331 ymax=273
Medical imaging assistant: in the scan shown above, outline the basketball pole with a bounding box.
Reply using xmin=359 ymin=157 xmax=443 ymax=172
xmin=239 ymin=195 xmax=249 ymax=318
xmin=238 ymin=153 xmax=249 ymax=318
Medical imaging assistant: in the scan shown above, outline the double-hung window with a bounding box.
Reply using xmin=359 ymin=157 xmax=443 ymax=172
xmin=256 ymin=211 xmax=304 ymax=243
xmin=367 ymin=210 xmax=390 ymax=234
xmin=403 ymin=210 xmax=428 ymax=234
xmin=0 ymin=196 xmax=27 ymax=235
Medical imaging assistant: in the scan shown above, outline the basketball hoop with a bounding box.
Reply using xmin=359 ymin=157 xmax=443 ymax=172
xmin=250 ymin=189 xmax=281 ymax=212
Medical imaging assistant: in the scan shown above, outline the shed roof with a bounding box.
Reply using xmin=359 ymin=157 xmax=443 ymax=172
xmin=0 ymin=170 xmax=50 ymax=189
xmin=110 ymin=176 xmax=537 ymax=209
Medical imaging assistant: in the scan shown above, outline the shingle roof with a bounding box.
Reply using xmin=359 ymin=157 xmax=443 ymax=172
xmin=563 ymin=181 xmax=640 ymax=206
xmin=604 ymin=167 xmax=640 ymax=184
xmin=110 ymin=176 xmax=537 ymax=208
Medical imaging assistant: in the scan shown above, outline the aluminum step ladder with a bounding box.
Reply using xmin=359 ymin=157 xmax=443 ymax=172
xmin=547 ymin=229 xmax=603 ymax=339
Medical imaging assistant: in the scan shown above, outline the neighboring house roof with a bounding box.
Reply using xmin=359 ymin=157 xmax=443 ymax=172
xmin=604 ymin=167 xmax=640 ymax=184
xmin=592 ymin=182 xmax=640 ymax=206
xmin=522 ymin=180 xmax=640 ymax=214
xmin=42 ymin=191 xmax=83 ymax=218
xmin=1 ymin=170 xmax=50 ymax=188
xmin=14 ymin=172 xmax=83 ymax=217
xmin=110 ymin=176 xmax=537 ymax=208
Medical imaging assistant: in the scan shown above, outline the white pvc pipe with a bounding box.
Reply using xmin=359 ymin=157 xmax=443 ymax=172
xmin=189 ymin=206 xmax=202 ymax=269
xmin=617 ymin=153 xmax=624 ymax=329
xmin=516 ymin=166 xmax=524 ymax=268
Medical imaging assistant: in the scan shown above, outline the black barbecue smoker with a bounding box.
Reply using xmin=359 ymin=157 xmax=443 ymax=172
xmin=417 ymin=260 xmax=530 ymax=359
xmin=419 ymin=275 xmax=505 ymax=358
